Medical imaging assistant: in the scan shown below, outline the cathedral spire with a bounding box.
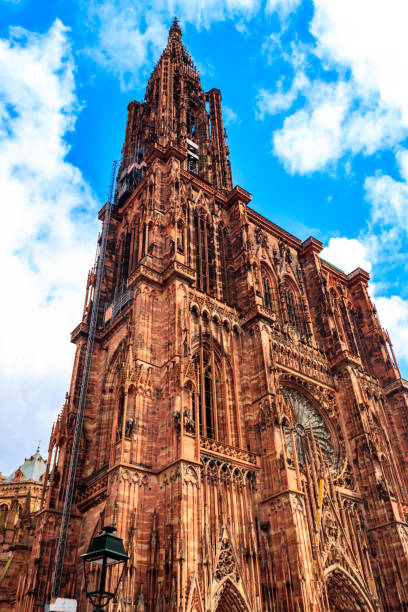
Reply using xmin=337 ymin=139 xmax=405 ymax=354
xmin=121 ymin=14 xmax=232 ymax=191
xmin=168 ymin=16 xmax=182 ymax=43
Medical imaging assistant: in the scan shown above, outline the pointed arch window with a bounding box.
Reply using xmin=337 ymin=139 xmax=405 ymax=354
xmin=194 ymin=210 xmax=216 ymax=295
xmin=0 ymin=504 xmax=8 ymax=531
xmin=119 ymin=231 xmax=131 ymax=287
xmin=330 ymin=289 xmax=344 ymax=343
xmin=193 ymin=351 xmax=217 ymax=439
xmin=260 ymin=266 xmax=276 ymax=311
xmin=141 ymin=222 xmax=147 ymax=257
xmin=330 ymin=289 xmax=359 ymax=355
xmin=283 ymin=281 xmax=307 ymax=336
xmin=130 ymin=219 xmax=140 ymax=272
xmin=186 ymin=105 xmax=196 ymax=137
xmin=340 ymin=301 xmax=358 ymax=355
xmin=218 ymin=226 xmax=235 ymax=306
xmin=177 ymin=220 xmax=184 ymax=254
xmin=192 ymin=347 xmax=238 ymax=445
xmin=116 ymin=392 xmax=125 ymax=441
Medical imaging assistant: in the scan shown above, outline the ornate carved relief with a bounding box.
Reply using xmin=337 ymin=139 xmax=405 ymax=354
xmin=214 ymin=537 xmax=239 ymax=582
xmin=201 ymin=455 xmax=255 ymax=487
xmin=200 ymin=438 xmax=258 ymax=466
xmin=282 ymin=388 xmax=338 ymax=470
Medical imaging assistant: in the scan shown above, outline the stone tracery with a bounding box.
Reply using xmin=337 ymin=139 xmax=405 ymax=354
xmin=282 ymin=388 xmax=337 ymax=469
xmin=7 ymin=18 xmax=408 ymax=612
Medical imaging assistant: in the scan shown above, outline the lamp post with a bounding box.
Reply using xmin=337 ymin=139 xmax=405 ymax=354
xmin=81 ymin=525 xmax=129 ymax=611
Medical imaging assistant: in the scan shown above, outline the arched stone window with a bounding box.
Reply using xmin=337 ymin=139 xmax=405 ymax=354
xmin=330 ymin=289 xmax=359 ymax=355
xmin=260 ymin=265 xmax=277 ymax=311
xmin=119 ymin=231 xmax=131 ymax=287
xmin=186 ymin=104 xmax=196 ymax=137
xmin=192 ymin=346 xmax=238 ymax=445
xmin=0 ymin=504 xmax=8 ymax=531
xmin=116 ymin=392 xmax=125 ymax=442
xmin=9 ymin=499 xmax=21 ymax=527
xmin=177 ymin=220 xmax=184 ymax=254
xmin=141 ymin=221 xmax=147 ymax=256
xmin=329 ymin=288 xmax=345 ymax=343
xmin=218 ymin=225 xmax=235 ymax=306
xmin=340 ymin=300 xmax=358 ymax=355
xmin=194 ymin=210 xmax=216 ymax=295
xmin=283 ymin=279 xmax=307 ymax=336
xmin=129 ymin=218 xmax=140 ymax=272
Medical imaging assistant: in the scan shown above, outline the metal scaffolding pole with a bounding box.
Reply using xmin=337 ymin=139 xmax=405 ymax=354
xmin=50 ymin=160 xmax=118 ymax=601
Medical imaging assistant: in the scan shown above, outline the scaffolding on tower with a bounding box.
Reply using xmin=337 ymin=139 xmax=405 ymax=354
xmin=50 ymin=160 xmax=119 ymax=601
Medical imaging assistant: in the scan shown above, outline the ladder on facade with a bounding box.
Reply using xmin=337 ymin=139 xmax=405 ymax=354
xmin=50 ymin=160 xmax=118 ymax=601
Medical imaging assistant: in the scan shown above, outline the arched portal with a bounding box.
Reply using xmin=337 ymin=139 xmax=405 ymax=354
xmin=214 ymin=578 xmax=249 ymax=612
xmin=325 ymin=566 xmax=375 ymax=611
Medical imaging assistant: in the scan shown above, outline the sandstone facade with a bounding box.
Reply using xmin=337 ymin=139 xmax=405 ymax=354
xmin=13 ymin=19 xmax=408 ymax=611
xmin=0 ymin=450 xmax=46 ymax=609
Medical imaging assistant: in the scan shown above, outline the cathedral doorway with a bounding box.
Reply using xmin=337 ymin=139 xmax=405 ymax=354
xmin=325 ymin=566 xmax=375 ymax=611
xmin=214 ymin=578 xmax=250 ymax=612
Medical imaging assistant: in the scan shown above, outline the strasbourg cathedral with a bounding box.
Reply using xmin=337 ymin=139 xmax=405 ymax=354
xmin=2 ymin=18 xmax=408 ymax=612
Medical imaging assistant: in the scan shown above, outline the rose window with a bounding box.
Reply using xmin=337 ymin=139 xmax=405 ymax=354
xmin=283 ymin=389 xmax=337 ymax=469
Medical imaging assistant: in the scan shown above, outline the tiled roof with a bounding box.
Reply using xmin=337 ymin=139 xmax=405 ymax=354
xmin=6 ymin=450 xmax=47 ymax=483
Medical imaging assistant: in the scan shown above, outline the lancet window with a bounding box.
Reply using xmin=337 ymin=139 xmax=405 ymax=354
xmin=0 ymin=505 xmax=8 ymax=531
xmin=116 ymin=392 xmax=125 ymax=441
xmin=112 ymin=228 xmax=134 ymax=294
xmin=340 ymin=301 xmax=358 ymax=354
xmin=186 ymin=105 xmax=196 ymax=137
xmin=119 ymin=231 xmax=131 ymax=286
xmin=283 ymin=281 xmax=307 ymax=336
xmin=177 ymin=220 xmax=184 ymax=254
xmin=192 ymin=347 xmax=238 ymax=445
xmin=194 ymin=210 xmax=216 ymax=295
xmin=330 ymin=289 xmax=344 ymax=342
xmin=260 ymin=265 xmax=276 ymax=311
xmin=129 ymin=219 xmax=140 ymax=272
xmin=141 ymin=222 xmax=147 ymax=257
xmin=330 ymin=289 xmax=359 ymax=355
xmin=218 ymin=226 xmax=235 ymax=306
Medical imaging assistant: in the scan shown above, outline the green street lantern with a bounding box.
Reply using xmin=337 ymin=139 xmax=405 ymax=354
xmin=81 ymin=525 xmax=129 ymax=611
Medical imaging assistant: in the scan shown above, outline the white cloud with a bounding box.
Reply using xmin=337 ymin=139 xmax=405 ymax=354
xmin=86 ymin=5 xmax=168 ymax=90
xmin=321 ymin=235 xmax=408 ymax=373
xmin=265 ymin=0 xmax=301 ymax=19
xmin=320 ymin=235 xmax=408 ymax=374
xmin=365 ymin=173 xmax=408 ymax=230
xmin=86 ymin=0 xmax=260 ymax=89
xmin=235 ymin=20 xmax=249 ymax=36
xmin=320 ymin=237 xmax=372 ymax=275
xmin=256 ymin=72 xmax=308 ymax=118
xmin=223 ymin=105 xmax=240 ymax=126
xmin=264 ymin=74 xmax=407 ymax=174
xmin=311 ymin=0 xmax=408 ymax=123
xmin=0 ymin=20 xmax=99 ymax=474
xmin=258 ymin=0 xmax=408 ymax=174
xmin=374 ymin=295 xmax=408 ymax=364
xmin=171 ymin=0 xmax=260 ymax=25
xmin=364 ymin=149 xmax=408 ymax=233
xmin=273 ymin=80 xmax=349 ymax=173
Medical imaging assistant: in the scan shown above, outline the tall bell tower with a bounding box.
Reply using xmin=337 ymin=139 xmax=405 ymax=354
xmin=15 ymin=19 xmax=408 ymax=612
xmin=120 ymin=17 xmax=232 ymax=197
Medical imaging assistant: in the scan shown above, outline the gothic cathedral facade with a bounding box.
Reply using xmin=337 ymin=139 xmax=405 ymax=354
xmin=16 ymin=19 xmax=408 ymax=612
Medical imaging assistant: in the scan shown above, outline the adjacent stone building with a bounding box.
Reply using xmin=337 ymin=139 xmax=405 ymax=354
xmin=13 ymin=19 xmax=408 ymax=611
xmin=0 ymin=449 xmax=46 ymax=609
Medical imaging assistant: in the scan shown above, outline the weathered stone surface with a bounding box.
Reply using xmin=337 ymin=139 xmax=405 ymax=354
xmin=8 ymin=18 xmax=408 ymax=612
xmin=0 ymin=449 xmax=46 ymax=610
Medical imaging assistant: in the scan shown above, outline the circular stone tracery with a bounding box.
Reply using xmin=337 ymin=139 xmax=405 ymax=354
xmin=283 ymin=388 xmax=337 ymax=469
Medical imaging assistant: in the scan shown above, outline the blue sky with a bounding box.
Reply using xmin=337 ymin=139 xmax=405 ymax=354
xmin=1 ymin=0 xmax=408 ymax=474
